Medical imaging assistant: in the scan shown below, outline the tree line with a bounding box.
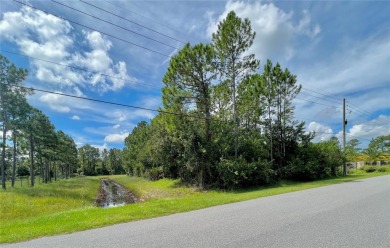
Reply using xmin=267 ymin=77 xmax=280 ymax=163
xmin=122 ymin=12 xmax=389 ymax=188
xmin=121 ymin=12 xmax=336 ymax=188
xmin=0 ymin=54 xmax=79 ymax=189
xmin=0 ymin=54 xmax=133 ymax=188
xmin=2 ymin=11 xmax=388 ymax=190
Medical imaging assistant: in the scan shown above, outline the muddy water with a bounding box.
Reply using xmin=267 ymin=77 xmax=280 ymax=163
xmin=96 ymin=178 xmax=137 ymax=208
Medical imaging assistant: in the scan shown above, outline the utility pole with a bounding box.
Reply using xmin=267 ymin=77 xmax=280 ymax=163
xmin=343 ymin=98 xmax=347 ymax=176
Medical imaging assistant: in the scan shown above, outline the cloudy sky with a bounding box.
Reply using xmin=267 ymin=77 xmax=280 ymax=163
xmin=0 ymin=0 xmax=389 ymax=150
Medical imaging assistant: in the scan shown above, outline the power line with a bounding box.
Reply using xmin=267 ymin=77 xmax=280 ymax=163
xmin=12 ymin=0 xmax=172 ymax=58
xmin=102 ymin=0 xmax=189 ymax=39
xmin=50 ymin=0 xmax=180 ymax=50
xmin=348 ymin=102 xmax=375 ymax=116
xmin=301 ymin=85 xmax=342 ymax=101
xmin=346 ymin=105 xmax=390 ymax=126
xmin=294 ymin=97 xmax=341 ymax=109
xmin=299 ymin=91 xmax=341 ymax=105
xmin=1 ymin=50 xmax=161 ymax=89
xmin=79 ymin=0 xmax=186 ymax=44
xmin=1 ymin=82 xmax=211 ymax=122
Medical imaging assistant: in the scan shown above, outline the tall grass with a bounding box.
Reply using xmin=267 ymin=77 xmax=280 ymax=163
xmin=0 ymin=177 xmax=100 ymax=222
xmin=1 ymin=169 xmax=389 ymax=243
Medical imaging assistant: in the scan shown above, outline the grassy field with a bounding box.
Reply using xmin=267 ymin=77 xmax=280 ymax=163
xmin=1 ymin=168 xmax=389 ymax=243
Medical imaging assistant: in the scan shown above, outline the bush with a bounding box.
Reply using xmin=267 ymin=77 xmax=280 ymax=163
xmin=376 ymin=166 xmax=387 ymax=172
xmin=362 ymin=166 xmax=376 ymax=173
xmin=145 ymin=166 xmax=164 ymax=181
xmin=216 ymin=157 xmax=273 ymax=188
xmin=17 ymin=165 xmax=30 ymax=177
xmin=283 ymin=144 xmax=334 ymax=181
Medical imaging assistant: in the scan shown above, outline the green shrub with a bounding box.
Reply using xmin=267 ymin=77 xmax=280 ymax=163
xmin=376 ymin=166 xmax=387 ymax=172
xmin=216 ymin=157 xmax=273 ymax=188
xmin=283 ymin=143 xmax=337 ymax=181
xmin=16 ymin=165 xmax=30 ymax=177
xmin=362 ymin=166 xmax=376 ymax=173
xmin=145 ymin=166 xmax=164 ymax=181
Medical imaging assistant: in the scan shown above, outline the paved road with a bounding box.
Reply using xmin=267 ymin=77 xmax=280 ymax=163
xmin=3 ymin=175 xmax=390 ymax=248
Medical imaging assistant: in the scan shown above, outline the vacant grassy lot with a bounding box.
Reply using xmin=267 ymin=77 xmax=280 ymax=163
xmin=1 ymin=168 xmax=389 ymax=243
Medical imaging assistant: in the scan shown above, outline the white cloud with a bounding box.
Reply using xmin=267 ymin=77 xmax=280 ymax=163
xmin=39 ymin=93 xmax=71 ymax=113
xmin=207 ymin=1 xmax=320 ymax=61
xmin=0 ymin=130 xmax=13 ymax=139
xmin=91 ymin=143 xmax=108 ymax=152
xmin=341 ymin=115 xmax=390 ymax=142
xmin=85 ymin=30 xmax=112 ymax=51
xmin=113 ymin=124 xmax=120 ymax=129
xmin=299 ymin=36 xmax=389 ymax=96
xmin=0 ymin=7 xmax=137 ymax=92
xmin=306 ymin=116 xmax=390 ymax=147
xmin=71 ymin=115 xmax=80 ymax=120
xmin=307 ymin=122 xmax=334 ymax=142
xmin=104 ymin=133 xmax=129 ymax=143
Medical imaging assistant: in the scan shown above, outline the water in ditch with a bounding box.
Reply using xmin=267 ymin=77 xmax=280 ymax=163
xmin=96 ymin=178 xmax=137 ymax=208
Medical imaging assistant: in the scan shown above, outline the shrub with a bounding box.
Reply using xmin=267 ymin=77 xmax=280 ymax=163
xmin=216 ymin=157 xmax=273 ymax=188
xmin=376 ymin=166 xmax=387 ymax=172
xmin=145 ymin=166 xmax=164 ymax=181
xmin=283 ymin=143 xmax=335 ymax=181
xmin=362 ymin=166 xmax=376 ymax=173
xmin=16 ymin=165 xmax=30 ymax=177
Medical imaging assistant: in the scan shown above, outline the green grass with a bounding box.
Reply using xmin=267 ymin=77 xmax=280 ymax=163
xmin=1 ymin=169 xmax=389 ymax=243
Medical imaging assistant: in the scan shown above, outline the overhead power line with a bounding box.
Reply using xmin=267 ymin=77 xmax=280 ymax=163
xmin=301 ymin=85 xmax=342 ymax=101
xmin=50 ymin=0 xmax=180 ymax=50
xmin=79 ymin=0 xmax=186 ymax=44
xmin=294 ymin=97 xmax=340 ymax=109
xmin=1 ymin=82 xmax=209 ymax=122
xmin=102 ymin=0 xmax=189 ymax=39
xmin=12 ymin=0 xmax=172 ymax=58
xmin=299 ymin=91 xmax=340 ymax=105
xmin=1 ymin=50 xmax=161 ymax=89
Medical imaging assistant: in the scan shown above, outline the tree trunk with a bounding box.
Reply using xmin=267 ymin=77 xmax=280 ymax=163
xmin=1 ymin=121 xmax=6 ymax=190
xmin=12 ymin=132 xmax=17 ymax=187
xmin=29 ymin=129 xmax=35 ymax=187
xmin=44 ymin=158 xmax=49 ymax=183
xmin=232 ymin=68 xmax=237 ymax=158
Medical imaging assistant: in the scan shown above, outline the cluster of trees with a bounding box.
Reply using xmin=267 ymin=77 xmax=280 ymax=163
xmin=0 ymin=54 xmax=78 ymax=189
xmin=346 ymin=135 xmax=390 ymax=165
xmin=2 ymin=12 xmax=387 ymax=190
xmin=77 ymin=145 xmax=125 ymax=176
xmin=0 ymin=54 xmax=130 ymax=188
xmin=122 ymin=12 xmax=347 ymax=188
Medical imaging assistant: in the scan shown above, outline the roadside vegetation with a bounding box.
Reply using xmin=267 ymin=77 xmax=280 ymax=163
xmin=1 ymin=169 xmax=390 ymax=243
xmin=1 ymin=9 xmax=389 ymax=244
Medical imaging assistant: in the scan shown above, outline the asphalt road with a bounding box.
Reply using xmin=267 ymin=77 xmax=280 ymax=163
xmin=3 ymin=175 xmax=390 ymax=248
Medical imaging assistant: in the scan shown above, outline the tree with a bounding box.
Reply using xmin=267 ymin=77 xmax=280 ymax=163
xmin=101 ymin=148 xmax=110 ymax=175
xmin=56 ymin=131 xmax=77 ymax=179
xmin=8 ymin=96 xmax=30 ymax=187
xmin=0 ymin=54 xmax=29 ymax=189
xmin=212 ymin=11 xmax=260 ymax=156
xmin=123 ymin=121 xmax=151 ymax=176
xmin=162 ymin=43 xmax=218 ymax=187
xmin=345 ymin=139 xmax=361 ymax=164
xmin=78 ymin=145 xmax=99 ymax=176
xmin=109 ymin=148 xmax=124 ymax=174
xmin=364 ymin=135 xmax=390 ymax=165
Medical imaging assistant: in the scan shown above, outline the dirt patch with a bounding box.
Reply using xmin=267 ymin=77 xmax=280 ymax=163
xmin=96 ymin=178 xmax=138 ymax=208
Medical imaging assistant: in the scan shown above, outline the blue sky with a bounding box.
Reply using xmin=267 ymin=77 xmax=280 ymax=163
xmin=0 ymin=0 xmax=389 ymax=150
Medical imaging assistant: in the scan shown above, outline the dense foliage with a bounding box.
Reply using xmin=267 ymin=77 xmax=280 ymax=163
xmin=0 ymin=54 xmax=78 ymax=188
xmin=121 ymin=11 xmax=357 ymax=188
xmin=2 ymin=12 xmax=388 ymax=190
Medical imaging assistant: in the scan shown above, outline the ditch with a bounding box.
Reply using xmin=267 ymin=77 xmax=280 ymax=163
xmin=96 ymin=178 xmax=137 ymax=208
